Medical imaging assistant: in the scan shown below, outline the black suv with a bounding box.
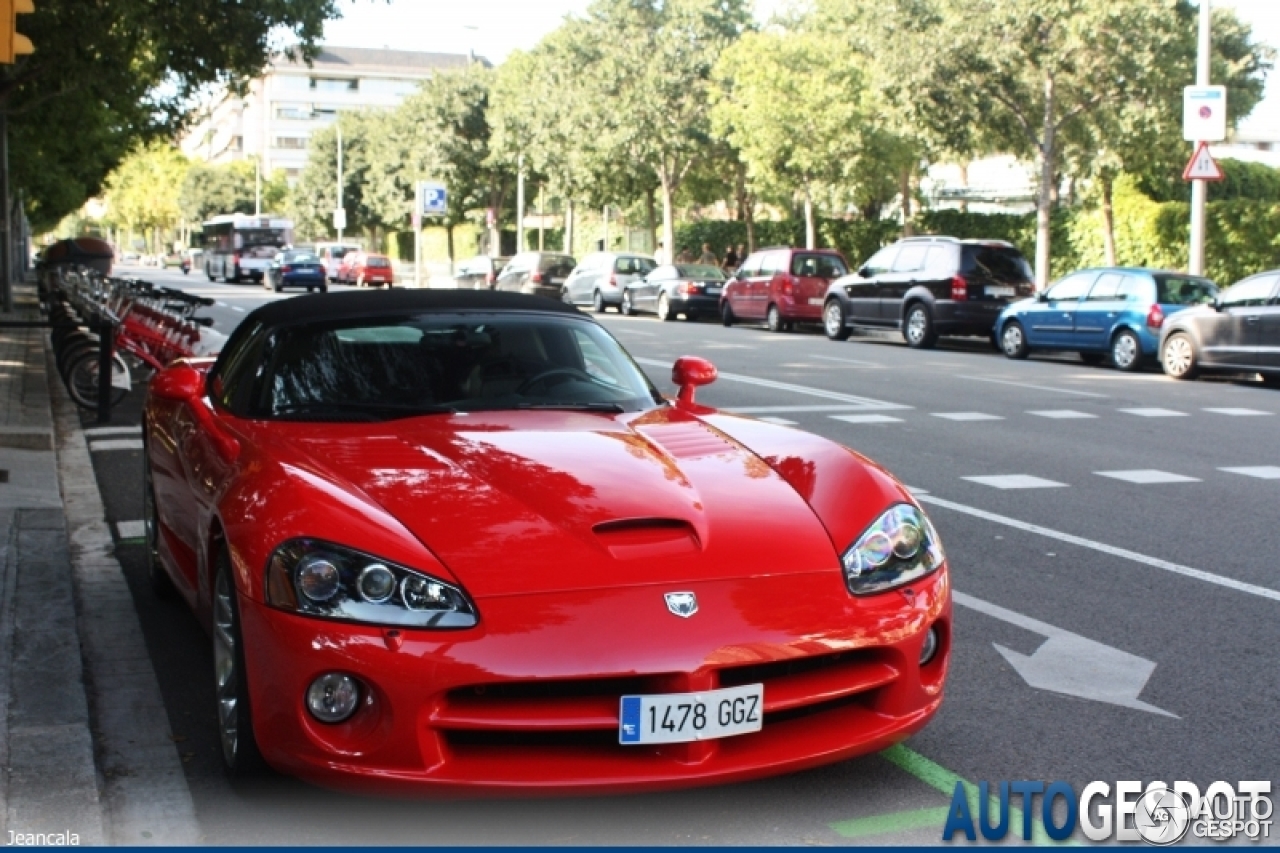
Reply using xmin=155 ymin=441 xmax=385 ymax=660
xmin=822 ymin=236 xmax=1035 ymax=348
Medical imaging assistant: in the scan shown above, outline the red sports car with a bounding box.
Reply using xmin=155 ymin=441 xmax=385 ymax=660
xmin=143 ymin=290 xmax=951 ymax=795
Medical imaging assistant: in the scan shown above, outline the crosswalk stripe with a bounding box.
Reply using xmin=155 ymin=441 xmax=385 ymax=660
xmin=89 ymin=438 xmax=144 ymax=452
xmin=1119 ymin=407 xmax=1187 ymax=417
xmin=931 ymin=412 xmax=1003 ymax=422
xmin=1026 ymin=409 xmax=1097 ymax=419
xmin=962 ymin=474 xmax=1068 ymax=490
xmin=1219 ymin=466 xmax=1280 ymax=479
xmin=1203 ymin=408 xmax=1272 ymax=416
xmin=830 ymin=414 xmax=904 ymax=424
xmin=1095 ymin=469 xmax=1201 ymax=484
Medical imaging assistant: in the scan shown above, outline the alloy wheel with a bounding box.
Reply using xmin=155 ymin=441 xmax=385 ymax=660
xmin=213 ymin=568 xmax=240 ymax=767
xmin=1112 ymin=331 xmax=1141 ymax=371
xmin=1162 ymin=334 xmax=1196 ymax=379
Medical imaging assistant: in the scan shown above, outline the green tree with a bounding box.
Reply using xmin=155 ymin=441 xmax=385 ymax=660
xmin=180 ymin=161 xmax=288 ymax=223
xmin=289 ymin=111 xmax=392 ymax=242
xmin=99 ymin=143 xmax=190 ymax=252
xmin=2 ymin=0 xmax=357 ymax=228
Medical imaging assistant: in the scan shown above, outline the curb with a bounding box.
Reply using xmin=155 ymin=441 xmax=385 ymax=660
xmin=48 ymin=336 xmax=199 ymax=844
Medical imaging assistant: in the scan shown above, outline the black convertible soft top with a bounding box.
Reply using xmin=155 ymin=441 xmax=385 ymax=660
xmin=243 ymin=288 xmax=582 ymax=328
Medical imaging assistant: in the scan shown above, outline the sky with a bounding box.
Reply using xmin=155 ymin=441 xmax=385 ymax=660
xmin=322 ymin=0 xmax=1280 ymax=135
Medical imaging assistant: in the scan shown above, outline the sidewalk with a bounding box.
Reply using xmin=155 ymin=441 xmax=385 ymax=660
xmin=0 ymin=279 xmax=196 ymax=845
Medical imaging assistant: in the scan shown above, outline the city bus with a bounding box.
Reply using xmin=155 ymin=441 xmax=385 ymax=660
xmin=201 ymin=214 xmax=294 ymax=283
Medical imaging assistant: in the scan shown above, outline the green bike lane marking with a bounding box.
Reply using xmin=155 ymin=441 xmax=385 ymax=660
xmin=830 ymin=744 xmax=1069 ymax=843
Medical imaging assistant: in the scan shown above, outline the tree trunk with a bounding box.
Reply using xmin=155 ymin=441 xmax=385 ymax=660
xmin=645 ymin=187 xmax=656 ymax=253
xmin=1100 ymin=174 xmax=1117 ymax=266
xmin=802 ymin=185 xmax=816 ymax=249
xmin=660 ymin=170 xmax=675 ymax=265
xmin=958 ymin=162 xmax=969 ymax=213
xmin=446 ymin=223 xmax=455 ymax=270
xmin=1034 ymin=73 xmax=1056 ymax=290
xmin=901 ymin=168 xmax=913 ymax=236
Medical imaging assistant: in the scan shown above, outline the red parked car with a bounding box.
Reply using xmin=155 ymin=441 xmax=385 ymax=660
xmin=337 ymin=251 xmax=395 ymax=287
xmin=142 ymin=290 xmax=951 ymax=795
xmin=721 ymin=247 xmax=849 ymax=332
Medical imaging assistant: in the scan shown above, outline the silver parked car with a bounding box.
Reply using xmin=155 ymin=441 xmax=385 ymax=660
xmin=562 ymin=252 xmax=657 ymax=313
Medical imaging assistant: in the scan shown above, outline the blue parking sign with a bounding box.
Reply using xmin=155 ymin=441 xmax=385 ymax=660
xmin=420 ymin=182 xmax=448 ymax=216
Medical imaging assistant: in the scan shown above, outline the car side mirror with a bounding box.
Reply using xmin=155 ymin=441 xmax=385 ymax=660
xmin=150 ymin=364 xmax=204 ymax=403
xmin=1211 ymin=298 xmax=1223 ymax=311
xmin=858 ymin=266 xmax=871 ymax=278
xmin=672 ymin=356 xmax=717 ymax=408
xmin=1036 ymin=291 xmax=1049 ymax=302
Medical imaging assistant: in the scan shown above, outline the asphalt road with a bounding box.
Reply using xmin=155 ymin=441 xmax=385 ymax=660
xmin=77 ymin=265 xmax=1280 ymax=844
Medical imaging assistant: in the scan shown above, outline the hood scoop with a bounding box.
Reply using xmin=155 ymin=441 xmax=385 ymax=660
xmin=593 ymin=518 xmax=701 ymax=561
xmin=637 ymin=421 xmax=735 ymax=459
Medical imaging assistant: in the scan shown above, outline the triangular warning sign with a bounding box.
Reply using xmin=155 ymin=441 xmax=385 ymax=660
xmin=1183 ymin=142 xmax=1225 ymax=181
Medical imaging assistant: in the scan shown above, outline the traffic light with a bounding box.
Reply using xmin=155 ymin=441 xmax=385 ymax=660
xmin=0 ymin=0 xmax=34 ymax=65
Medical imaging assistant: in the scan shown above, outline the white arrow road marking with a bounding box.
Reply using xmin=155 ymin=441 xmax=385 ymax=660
xmin=953 ymin=592 xmax=1176 ymax=718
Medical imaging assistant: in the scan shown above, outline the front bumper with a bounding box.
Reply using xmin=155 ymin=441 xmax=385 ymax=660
xmin=240 ymin=568 xmax=951 ymax=795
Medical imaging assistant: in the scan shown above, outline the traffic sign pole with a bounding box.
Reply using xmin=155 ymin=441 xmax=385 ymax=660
xmin=1189 ymin=0 xmax=1211 ymax=276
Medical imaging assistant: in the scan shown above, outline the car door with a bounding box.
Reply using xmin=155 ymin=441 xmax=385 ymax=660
xmin=1074 ymin=271 xmax=1126 ymax=351
xmin=880 ymin=243 xmax=928 ymax=322
xmin=754 ymin=251 xmax=788 ymax=319
xmin=1199 ymin=274 xmax=1278 ymax=367
xmin=727 ymin=253 xmax=761 ymax=318
xmin=1259 ymin=278 xmax=1280 ymax=368
xmin=641 ymin=266 xmax=674 ymax=310
xmin=847 ymin=246 xmax=897 ymax=324
xmin=567 ymin=254 xmax=599 ymax=303
xmin=495 ymin=254 xmax=528 ymax=292
xmin=790 ymin=252 xmax=848 ymax=318
xmin=1022 ymin=272 xmax=1095 ymax=347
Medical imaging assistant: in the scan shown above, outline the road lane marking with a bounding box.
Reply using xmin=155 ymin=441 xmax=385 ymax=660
xmin=114 ymin=520 xmax=146 ymax=540
xmin=229 ymin=305 xmax=245 ymax=312
xmin=953 ymin=592 xmax=1175 ymax=717
xmin=1026 ymin=409 xmax=1097 ymax=419
xmin=953 ymin=375 xmax=1107 ymax=398
xmin=755 ymin=416 xmax=797 ymax=426
xmin=1095 ymin=469 xmax=1200 ymax=484
xmin=615 ymin=329 xmax=656 ymax=336
xmin=84 ymin=426 xmax=140 ymax=438
xmin=830 ymin=414 xmax=904 ymax=424
xmin=1204 ymin=407 xmax=1271 ymax=416
xmin=931 ymin=412 xmax=1003 ymax=422
xmin=89 ymin=438 xmax=144 ymax=452
xmin=919 ymin=493 xmax=1280 ymax=602
xmin=1119 ymin=407 xmax=1186 ymax=417
xmin=1219 ymin=466 xmax=1280 ymax=479
xmin=813 ymin=354 xmax=881 ymax=366
xmin=961 ymin=475 xmax=1067 ymax=489
xmin=728 ymin=404 xmax=901 ymax=414
xmin=634 ymin=357 xmax=909 ymax=409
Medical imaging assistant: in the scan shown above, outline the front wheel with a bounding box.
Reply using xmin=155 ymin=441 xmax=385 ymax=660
xmin=657 ymin=293 xmax=675 ymax=322
xmin=620 ymin=292 xmax=634 ymax=316
xmin=823 ymin=300 xmax=850 ymax=341
xmin=213 ymin=551 xmax=268 ymax=778
xmin=766 ymin=304 xmax=786 ymax=333
xmin=721 ymin=301 xmax=735 ymax=327
xmin=1111 ymin=329 xmax=1143 ymax=372
xmin=903 ymin=303 xmax=938 ymax=349
xmin=1000 ymin=321 xmax=1030 ymax=359
xmin=1161 ymin=333 xmax=1199 ymax=380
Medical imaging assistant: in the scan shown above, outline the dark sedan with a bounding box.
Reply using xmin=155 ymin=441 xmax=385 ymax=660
xmin=622 ymin=264 xmax=726 ymax=321
xmin=1160 ymin=270 xmax=1280 ymax=385
xmin=266 ymin=250 xmax=327 ymax=293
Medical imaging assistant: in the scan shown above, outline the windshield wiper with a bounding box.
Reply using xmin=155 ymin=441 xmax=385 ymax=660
xmin=513 ymin=402 xmax=626 ymax=413
xmin=273 ymin=401 xmax=456 ymax=421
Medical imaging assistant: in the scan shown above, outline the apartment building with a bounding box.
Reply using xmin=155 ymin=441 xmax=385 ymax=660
xmin=181 ymin=46 xmax=481 ymax=183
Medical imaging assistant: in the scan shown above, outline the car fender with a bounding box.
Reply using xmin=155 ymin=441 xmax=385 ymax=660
xmin=899 ymin=286 xmax=937 ymax=322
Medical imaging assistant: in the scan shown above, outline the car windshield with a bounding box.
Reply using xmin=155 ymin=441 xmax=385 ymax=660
xmin=283 ymin=252 xmax=318 ymax=263
xmin=1154 ymin=274 xmax=1218 ymax=305
xmin=250 ymin=314 xmax=663 ymax=420
xmin=367 ymin=256 xmax=391 ymax=268
xmin=675 ymin=264 xmax=726 ymax=280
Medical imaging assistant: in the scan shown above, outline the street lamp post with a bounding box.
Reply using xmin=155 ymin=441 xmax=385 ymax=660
xmin=336 ymin=122 xmax=344 ymax=243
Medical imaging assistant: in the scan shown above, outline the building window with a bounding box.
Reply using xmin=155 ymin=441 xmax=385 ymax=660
xmin=311 ymin=77 xmax=358 ymax=93
xmin=312 ymin=108 xmax=338 ymax=123
xmin=275 ymin=104 xmax=312 ymax=120
xmin=274 ymin=75 xmax=310 ymax=91
xmin=275 ymin=136 xmax=308 ymax=150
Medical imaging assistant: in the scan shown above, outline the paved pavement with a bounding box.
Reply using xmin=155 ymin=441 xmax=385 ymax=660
xmin=13 ymin=265 xmax=1280 ymax=845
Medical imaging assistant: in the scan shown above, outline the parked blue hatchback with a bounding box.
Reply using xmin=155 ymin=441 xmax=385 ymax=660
xmin=994 ymin=267 xmax=1218 ymax=371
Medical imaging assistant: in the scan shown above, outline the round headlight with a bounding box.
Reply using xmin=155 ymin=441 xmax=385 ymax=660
xmin=305 ymin=673 xmax=360 ymax=723
xmin=858 ymin=530 xmax=894 ymax=569
xmin=893 ymin=521 xmax=923 ymax=559
xmin=296 ymin=557 xmax=340 ymax=602
xmin=357 ymin=564 xmax=396 ymax=603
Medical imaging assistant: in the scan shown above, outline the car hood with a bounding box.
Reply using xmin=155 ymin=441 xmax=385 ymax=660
xmin=281 ymin=407 xmax=841 ymax=599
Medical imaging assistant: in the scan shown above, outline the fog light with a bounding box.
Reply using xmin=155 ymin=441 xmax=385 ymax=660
xmin=920 ymin=626 xmax=939 ymax=666
xmin=306 ymin=673 xmax=360 ymax=723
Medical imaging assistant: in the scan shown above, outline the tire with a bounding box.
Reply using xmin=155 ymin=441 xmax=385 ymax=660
xmin=1111 ymin=329 xmax=1143 ymax=372
xmin=143 ymin=457 xmax=175 ymax=600
xmin=1079 ymin=351 xmax=1106 ymax=366
xmin=1161 ymin=332 xmax=1199 ymax=380
xmin=823 ymin=300 xmax=851 ymax=341
xmin=999 ymin=320 xmax=1030 ymax=359
xmin=270 ymin=277 xmax=282 ymax=293
xmin=903 ymin=303 xmax=938 ymax=349
xmin=319 ymin=285 xmax=328 ymax=293
xmin=766 ymin=304 xmax=786 ymax=333
xmin=721 ymin=301 xmax=735 ymax=327
xmin=65 ymin=350 xmax=130 ymax=411
xmin=1261 ymin=372 xmax=1280 ymax=388
xmin=356 ymin=274 xmax=366 ymax=288
xmin=620 ymin=292 xmax=634 ymax=316
xmin=592 ymin=290 xmax=606 ymax=314
xmin=213 ymin=550 xmax=268 ymax=778
xmin=657 ymin=293 xmax=675 ymax=322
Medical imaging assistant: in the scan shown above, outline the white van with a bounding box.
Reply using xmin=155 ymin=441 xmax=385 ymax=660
xmin=314 ymin=242 xmax=362 ymax=282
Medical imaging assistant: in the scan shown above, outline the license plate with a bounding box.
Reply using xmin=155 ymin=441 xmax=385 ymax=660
xmin=706 ymin=286 xmax=721 ymax=295
xmin=985 ymin=286 xmax=1015 ymax=297
xmin=619 ymin=683 xmax=763 ymax=744
xmin=808 ymin=297 xmax=824 ymax=306
xmin=548 ymin=277 xmax=563 ymax=285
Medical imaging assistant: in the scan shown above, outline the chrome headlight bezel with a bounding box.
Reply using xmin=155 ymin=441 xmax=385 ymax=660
xmin=265 ymin=538 xmax=478 ymax=629
xmin=841 ymin=503 xmax=945 ymax=595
